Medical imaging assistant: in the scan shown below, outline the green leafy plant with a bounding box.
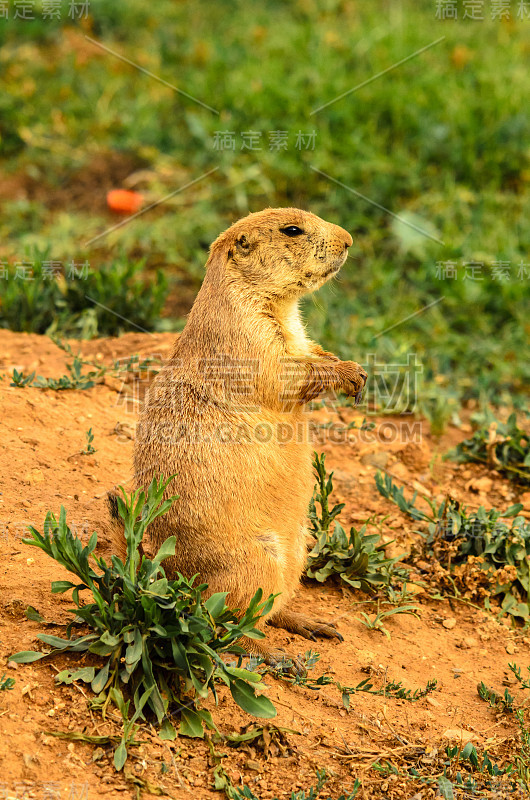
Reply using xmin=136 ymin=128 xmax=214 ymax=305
xmin=308 ymin=452 xmax=344 ymax=535
xmin=375 ymin=470 xmax=442 ymax=523
xmin=477 ymin=681 xmax=515 ymax=714
xmin=82 ymin=428 xmax=96 ymax=455
xmin=375 ymin=471 xmax=530 ymax=620
xmin=478 ymin=665 xmax=530 ymax=792
xmin=429 ymin=502 xmax=530 ymax=619
xmin=447 ymin=409 xmax=530 ymax=484
xmin=7 ymin=356 xmax=104 ymax=391
xmin=445 ymin=742 xmax=513 ymax=778
xmin=258 ymin=650 xmax=436 ymax=710
xmin=306 ymin=521 xmax=406 ymax=592
xmin=0 ymin=674 xmax=15 ymax=690
xmin=356 ymin=602 xmax=420 ymax=640
xmin=10 ymin=476 xmax=277 ymax=770
xmin=9 ymin=368 xmax=37 ymax=387
xmin=515 ymin=709 xmax=530 ymax=792
xmin=307 ymin=455 xmax=407 ymax=591
xmin=510 ymin=662 xmax=530 ymax=690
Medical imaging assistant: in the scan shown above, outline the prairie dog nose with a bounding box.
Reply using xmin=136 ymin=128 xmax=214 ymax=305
xmin=330 ymin=223 xmax=353 ymax=249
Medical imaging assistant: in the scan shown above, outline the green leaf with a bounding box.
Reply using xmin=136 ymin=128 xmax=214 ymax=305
xmin=179 ymin=707 xmax=205 ymax=738
xmin=437 ymin=776 xmax=454 ymax=799
xmin=51 ymin=581 xmax=77 ymax=594
xmin=146 ymin=578 xmax=168 ymax=596
xmin=505 ymin=504 xmax=524 ymax=517
xmin=125 ymin=629 xmax=143 ymax=665
xmin=91 ymin=661 xmax=110 ymax=694
xmin=100 ymin=631 xmax=121 ymax=647
xmin=159 ymin=718 xmax=177 ymax=740
xmin=9 ymin=650 xmax=46 ymax=663
xmin=461 ymin=742 xmax=475 ymax=759
xmin=37 ymin=634 xmax=74 ymax=649
xmin=224 ymin=666 xmax=262 ymax=684
xmin=204 ymin=592 xmax=228 ymax=618
xmin=152 ymin=536 xmax=176 ymax=564
xmin=25 ymin=606 xmax=44 ymax=622
xmin=56 ymin=667 xmax=96 ymax=685
xmin=229 ymin=678 xmax=276 ymax=719
xmin=114 ymin=741 xmax=128 ymax=771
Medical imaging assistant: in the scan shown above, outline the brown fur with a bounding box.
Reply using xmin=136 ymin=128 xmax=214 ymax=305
xmin=109 ymin=208 xmax=367 ymax=667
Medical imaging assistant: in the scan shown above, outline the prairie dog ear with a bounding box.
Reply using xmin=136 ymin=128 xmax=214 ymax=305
xmin=235 ymin=233 xmax=251 ymax=256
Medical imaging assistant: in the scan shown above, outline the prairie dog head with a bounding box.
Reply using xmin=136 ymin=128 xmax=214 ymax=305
xmin=207 ymin=207 xmax=353 ymax=299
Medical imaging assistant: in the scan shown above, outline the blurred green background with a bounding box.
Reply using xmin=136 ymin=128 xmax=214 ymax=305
xmin=0 ymin=0 xmax=528 ymax=417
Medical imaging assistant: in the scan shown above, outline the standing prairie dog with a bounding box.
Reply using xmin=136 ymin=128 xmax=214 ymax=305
xmin=111 ymin=208 xmax=367 ymax=668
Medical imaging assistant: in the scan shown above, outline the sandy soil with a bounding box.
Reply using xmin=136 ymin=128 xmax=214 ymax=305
xmin=0 ymin=330 xmax=528 ymax=800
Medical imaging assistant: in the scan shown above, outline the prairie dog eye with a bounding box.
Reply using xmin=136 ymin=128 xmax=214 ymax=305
xmin=280 ymin=225 xmax=304 ymax=237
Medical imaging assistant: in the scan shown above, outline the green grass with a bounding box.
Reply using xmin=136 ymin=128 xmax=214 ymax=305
xmin=0 ymin=0 xmax=528 ymax=405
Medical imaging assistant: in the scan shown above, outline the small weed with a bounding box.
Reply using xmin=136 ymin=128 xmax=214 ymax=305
xmin=308 ymin=452 xmax=344 ymax=536
xmin=419 ymin=386 xmax=460 ymax=436
xmin=307 ymin=455 xmax=408 ymax=592
xmin=445 ymin=741 xmax=513 ymax=778
xmin=375 ymin=471 xmax=530 ymax=620
xmin=447 ymin=408 xmax=530 ymax=485
xmin=306 ymin=521 xmax=407 ymax=593
xmin=0 ymin=673 xmax=15 ymax=690
xmin=10 ymin=369 xmax=36 ymax=387
xmin=35 ymin=356 xmax=105 ymax=390
xmin=356 ymin=601 xmax=420 ymax=640
xmin=339 ymin=676 xmax=437 ymax=710
xmin=214 ymin=722 xmax=299 ymax=755
xmin=477 ymin=681 xmax=515 ymax=713
xmin=82 ymin=428 xmax=96 ymax=455
xmin=372 ymin=742 xmax=521 ymax=797
xmin=7 ymin=356 xmax=105 ymax=391
xmin=510 ymin=662 xmax=530 ymax=690
xmin=259 ymin=649 xmax=436 ymax=710
xmin=6 ymin=339 xmax=164 ymax=393
xmin=477 ymin=664 xmax=530 ymax=792
xmin=10 ymin=476 xmax=277 ymax=770
xmin=515 ymin=709 xmax=530 ymax=791
xmin=375 ymin=470 xmax=442 ymax=523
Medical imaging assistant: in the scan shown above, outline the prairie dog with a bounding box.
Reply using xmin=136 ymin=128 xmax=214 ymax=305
xmin=111 ymin=208 xmax=367 ymax=667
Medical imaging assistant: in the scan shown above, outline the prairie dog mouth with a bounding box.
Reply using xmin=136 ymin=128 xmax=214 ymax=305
xmin=322 ymin=253 xmax=347 ymax=278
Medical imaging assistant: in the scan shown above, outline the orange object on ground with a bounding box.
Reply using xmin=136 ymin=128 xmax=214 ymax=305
xmin=107 ymin=189 xmax=144 ymax=214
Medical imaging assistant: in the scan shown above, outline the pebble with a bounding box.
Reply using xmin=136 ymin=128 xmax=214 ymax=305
xmin=467 ymin=476 xmax=493 ymax=494
xmin=390 ymin=462 xmax=409 ymax=480
xmin=24 ymin=468 xmax=44 ymax=485
xmin=506 ymin=642 xmax=517 ymax=655
xmin=356 ymin=649 xmax=376 ymax=668
xmin=360 ymin=451 xmax=389 ymax=469
xmin=442 ymin=618 xmax=457 ymax=630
